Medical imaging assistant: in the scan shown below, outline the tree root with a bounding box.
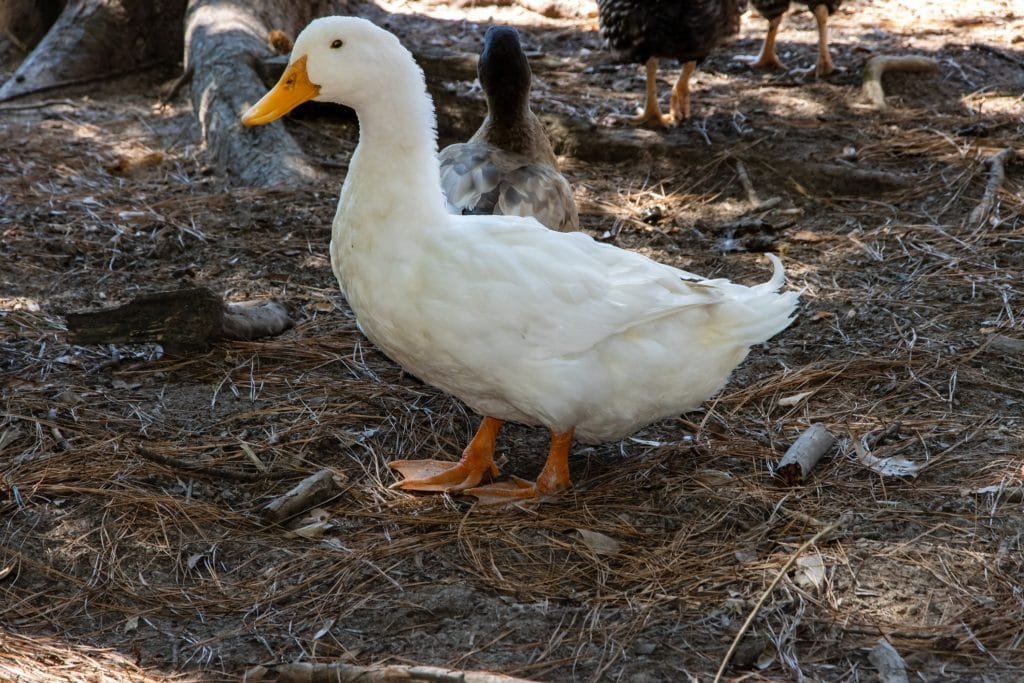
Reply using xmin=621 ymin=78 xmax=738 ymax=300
xmin=861 ymin=55 xmax=939 ymax=109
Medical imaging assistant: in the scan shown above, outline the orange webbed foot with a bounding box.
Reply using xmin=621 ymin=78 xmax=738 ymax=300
xmin=389 ymin=458 xmax=499 ymax=492
xmin=389 ymin=416 xmax=503 ymax=493
xmin=465 ymin=476 xmax=549 ymax=505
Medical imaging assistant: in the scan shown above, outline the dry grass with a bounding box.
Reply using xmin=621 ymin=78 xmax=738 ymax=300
xmin=3 ymin=0 xmax=1024 ymax=681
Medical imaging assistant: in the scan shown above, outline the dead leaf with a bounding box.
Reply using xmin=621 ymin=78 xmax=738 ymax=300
xmin=299 ymin=508 xmax=331 ymax=525
xmin=695 ymin=469 xmax=734 ymax=486
xmin=576 ymin=529 xmax=621 ymax=556
xmin=778 ymin=390 xmax=814 ymax=407
xmin=107 ymin=150 xmax=164 ymax=176
xmin=123 ymin=615 xmax=140 ymax=633
xmin=313 ymin=618 xmax=336 ymax=640
xmin=859 ymin=451 xmax=922 ymax=478
xmin=286 ymin=521 xmax=332 ymax=539
xmin=794 ymin=552 xmax=826 ymax=590
xmin=306 ymin=299 xmax=336 ymax=313
xmin=854 ymin=438 xmax=922 ymax=478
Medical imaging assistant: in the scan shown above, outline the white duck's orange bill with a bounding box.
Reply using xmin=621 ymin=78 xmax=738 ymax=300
xmin=241 ymin=55 xmax=320 ymax=126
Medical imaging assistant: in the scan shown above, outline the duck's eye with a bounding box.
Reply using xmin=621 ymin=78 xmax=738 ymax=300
xmin=330 ymin=39 xmax=343 ymax=49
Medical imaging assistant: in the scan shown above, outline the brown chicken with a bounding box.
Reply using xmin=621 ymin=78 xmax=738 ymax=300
xmin=749 ymin=0 xmax=843 ymax=76
xmin=597 ymin=0 xmax=746 ymax=127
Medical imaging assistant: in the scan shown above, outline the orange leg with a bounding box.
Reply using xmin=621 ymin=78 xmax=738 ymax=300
xmin=751 ymin=15 xmax=785 ymax=70
xmin=610 ymin=57 xmax=672 ymax=128
xmin=812 ymin=4 xmax=834 ymax=77
xmin=465 ymin=428 xmax=574 ymax=505
xmin=390 ymin=416 xmax=502 ymax=492
xmin=668 ymin=60 xmax=696 ymax=123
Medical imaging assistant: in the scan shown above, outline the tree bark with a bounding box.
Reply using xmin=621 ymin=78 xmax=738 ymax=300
xmin=0 ymin=0 xmax=185 ymax=102
xmin=0 ymin=0 xmax=65 ymax=72
xmin=65 ymin=286 xmax=294 ymax=351
xmin=183 ymin=0 xmax=348 ymax=187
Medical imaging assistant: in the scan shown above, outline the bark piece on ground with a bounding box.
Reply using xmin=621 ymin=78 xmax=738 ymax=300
xmin=65 ymin=286 xmax=294 ymax=350
xmin=0 ymin=0 xmax=186 ymax=102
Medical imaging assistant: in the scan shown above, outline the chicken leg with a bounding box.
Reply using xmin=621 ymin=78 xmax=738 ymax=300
xmin=669 ymin=61 xmax=697 ymax=122
xmin=812 ymin=4 xmax=834 ymax=77
xmin=390 ymin=416 xmax=502 ymax=491
xmin=750 ymin=15 xmax=785 ymax=70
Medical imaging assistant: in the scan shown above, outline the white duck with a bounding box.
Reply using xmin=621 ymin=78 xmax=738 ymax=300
xmin=242 ymin=17 xmax=799 ymax=504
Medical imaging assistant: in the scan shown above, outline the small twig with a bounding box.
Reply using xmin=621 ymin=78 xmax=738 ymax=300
xmin=713 ymin=513 xmax=850 ymax=683
xmin=735 ymin=160 xmax=760 ymax=206
xmin=3 ymin=29 xmax=30 ymax=53
xmin=864 ymin=421 xmax=902 ymax=449
xmin=986 ymin=334 xmax=1024 ymax=355
xmin=134 ymin=443 xmax=268 ymax=483
xmin=861 ymin=55 xmax=939 ymax=109
xmin=243 ymin=661 xmax=539 ymax=682
xmin=776 ymin=423 xmax=835 ymax=485
xmin=0 ymin=98 xmax=80 ymax=112
xmin=968 ymin=147 xmax=1016 ymax=227
xmin=735 ymin=159 xmax=784 ymax=212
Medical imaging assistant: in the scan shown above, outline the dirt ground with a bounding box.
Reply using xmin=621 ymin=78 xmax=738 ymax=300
xmin=2 ymin=0 xmax=1023 ymax=680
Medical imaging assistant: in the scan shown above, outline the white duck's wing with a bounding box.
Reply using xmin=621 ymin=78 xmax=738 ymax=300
xmin=439 ymin=143 xmax=579 ymax=232
xmin=422 ymin=217 xmax=761 ymax=361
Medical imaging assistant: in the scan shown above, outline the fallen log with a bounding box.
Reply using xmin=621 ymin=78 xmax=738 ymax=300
xmin=65 ymin=286 xmax=293 ymax=350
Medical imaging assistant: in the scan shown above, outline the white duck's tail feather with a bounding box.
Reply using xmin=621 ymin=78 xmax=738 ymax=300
xmin=709 ymin=253 xmax=799 ymax=347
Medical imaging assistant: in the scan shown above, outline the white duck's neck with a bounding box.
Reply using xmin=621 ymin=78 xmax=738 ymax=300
xmin=339 ymin=62 xmax=448 ymax=228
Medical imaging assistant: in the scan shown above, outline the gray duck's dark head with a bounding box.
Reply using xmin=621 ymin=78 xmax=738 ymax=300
xmin=478 ymin=26 xmax=532 ymax=112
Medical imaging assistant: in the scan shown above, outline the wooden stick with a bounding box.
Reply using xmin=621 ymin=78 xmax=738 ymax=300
xmin=261 ymin=469 xmax=344 ymax=524
xmin=712 ymin=513 xmax=849 ymax=683
xmin=968 ymin=147 xmax=1016 ymax=226
xmin=776 ymin=424 xmax=835 ymax=485
xmin=134 ymin=443 xmax=268 ymax=483
xmin=243 ymin=661 xmax=539 ymax=682
xmin=987 ymin=334 xmax=1024 ymax=355
xmin=735 ymin=160 xmax=760 ymax=206
xmin=861 ymin=55 xmax=939 ymax=109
